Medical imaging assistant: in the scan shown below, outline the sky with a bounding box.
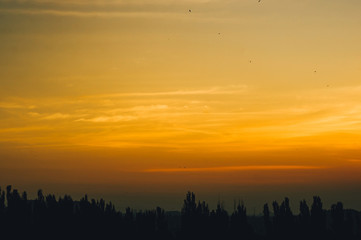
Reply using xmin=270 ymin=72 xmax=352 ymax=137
xmin=1 ymin=0 xmax=361 ymax=212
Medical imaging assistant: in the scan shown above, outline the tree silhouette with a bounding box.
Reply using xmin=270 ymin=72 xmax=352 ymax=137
xmin=210 ymin=201 xmax=229 ymax=240
xmin=263 ymin=203 xmax=272 ymax=238
xmin=181 ymin=191 xmax=197 ymax=238
xmin=298 ymin=199 xmax=311 ymax=239
xmin=330 ymin=201 xmax=354 ymax=240
xmin=229 ymin=201 xmax=254 ymax=239
xmin=310 ymin=196 xmax=327 ymax=239
xmin=0 ymin=186 xmax=359 ymax=240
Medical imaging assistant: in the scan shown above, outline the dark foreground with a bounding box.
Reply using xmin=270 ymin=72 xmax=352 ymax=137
xmin=1 ymin=186 xmax=361 ymax=240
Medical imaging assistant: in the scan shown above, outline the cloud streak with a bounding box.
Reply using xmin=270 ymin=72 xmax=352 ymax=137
xmin=2 ymin=84 xmax=361 ymax=151
xmin=76 ymin=115 xmax=138 ymax=123
xmin=144 ymin=165 xmax=325 ymax=173
xmin=0 ymin=102 xmax=36 ymax=109
xmin=0 ymin=8 xmax=185 ymax=18
xmin=89 ymin=86 xmax=248 ymax=99
xmin=0 ymin=0 xmax=221 ymax=7
xmin=42 ymin=113 xmax=71 ymax=120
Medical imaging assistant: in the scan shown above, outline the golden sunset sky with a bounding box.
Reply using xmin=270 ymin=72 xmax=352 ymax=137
xmin=1 ymin=0 xmax=361 ymax=211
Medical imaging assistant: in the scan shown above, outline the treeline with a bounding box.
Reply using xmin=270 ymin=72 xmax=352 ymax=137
xmin=0 ymin=186 xmax=361 ymax=240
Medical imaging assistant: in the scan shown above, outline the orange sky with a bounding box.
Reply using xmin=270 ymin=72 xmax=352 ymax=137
xmin=1 ymin=0 xmax=361 ymax=211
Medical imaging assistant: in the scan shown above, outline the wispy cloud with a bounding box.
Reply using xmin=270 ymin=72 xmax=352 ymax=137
xmin=0 ymin=102 xmax=36 ymax=109
xmin=0 ymin=8 xmax=185 ymax=18
xmin=42 ymin=113 xmax=71 ymax=120
xmin=144 ymin=165 xmax=325 ymax=173
xmin=0 ymin=0 xmax=220 ymax=6
xmin=131 ymin=105 xmax=168 ymax=111
xmin=90 ymin=86 xmax=248 ymax=99
xmin=2 ymin=84 xmax=361 ymax=151
xmin=0 ymin=126 xmax=51 ymax=134
xmin=28 ymin=112 xmax=86 ymax=121
xmin=347 ymin=159 xmax=361 ymax=163
xmin=76 ymin=115 xmax=138 ymax=123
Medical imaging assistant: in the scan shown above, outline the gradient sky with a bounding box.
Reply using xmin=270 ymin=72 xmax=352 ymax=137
xmin=1 ymin=0 xmax=361 ymax=212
